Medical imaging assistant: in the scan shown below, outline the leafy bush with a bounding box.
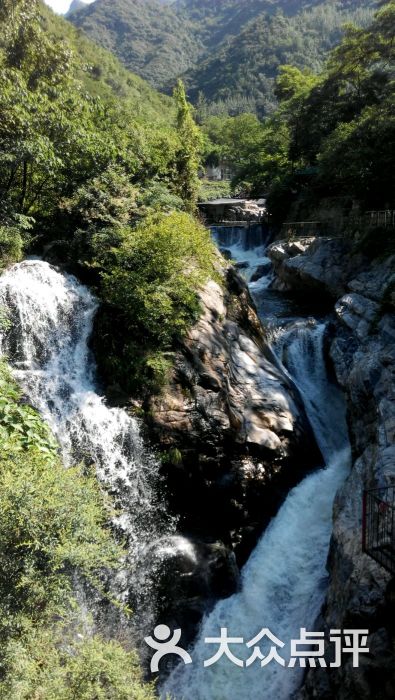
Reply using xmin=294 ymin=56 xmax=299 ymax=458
xmin=198 ymin=179 xmax=232 ymax=202
xmin=94 ymin=211 xmax=217 ymax=394
xmin=0 ymin=362 xmax=157 ymax=700
xmin=1 ymin=628 xmax=157 ymax=700
xmin=0 ymin=227 xmax=23 ymax=269
xmin=0 ymin=252 xmax=162 ymax=699
xmin=135 ymin=181 xmax=185 ymax=216
xmin=0 ymin=361 xmax=58 ymax=456
xmin=62 ymin=165 xmax=138 ymax=232
xmin=100 ymin=211 xmax=216 ymax=339
xmin=0 ymin=441 xmax=121 ymax=642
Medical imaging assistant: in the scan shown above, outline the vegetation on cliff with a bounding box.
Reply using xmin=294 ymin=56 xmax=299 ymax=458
xmin=0 ymin=0 xmax=216 ymax=395
xmin=0 ymin=1 xmax=214 ymax=692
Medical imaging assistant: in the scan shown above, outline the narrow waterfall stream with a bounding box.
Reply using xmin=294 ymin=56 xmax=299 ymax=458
xmin=0 ymin=259 xmax=176 ymax=629
xmin=162 ymin=227 xmax=350 ymax=700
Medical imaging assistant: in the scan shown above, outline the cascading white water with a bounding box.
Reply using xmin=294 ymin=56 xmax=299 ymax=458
xmin=0 ymin=260 xmax=177 ymax=615
xmin=211 ymin=224 xmax=272 ymax=287
xmin=163 ymin=322 xmax=350 ymax=700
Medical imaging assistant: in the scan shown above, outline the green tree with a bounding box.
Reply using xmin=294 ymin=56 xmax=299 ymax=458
xmin=173 ymin=79 xmax=202 ymax=212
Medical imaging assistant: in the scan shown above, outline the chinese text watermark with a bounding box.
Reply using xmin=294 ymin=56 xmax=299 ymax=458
xmin=145 ymin=626 xmax=369 ymax=673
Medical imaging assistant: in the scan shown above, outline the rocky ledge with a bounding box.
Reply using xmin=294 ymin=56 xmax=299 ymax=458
xmin=267 ymin=236 xmax=365 ymax=299
xmin=269 ymin=237 xmax=395 ymax=699
xmin=143 ymin=264 xmax=321 ymax=638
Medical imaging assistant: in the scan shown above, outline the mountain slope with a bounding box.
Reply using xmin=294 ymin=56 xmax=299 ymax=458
xmin=186 ymin=1 xmax=376 ymax=114
xmin=69 ymin=0 xmax=376 ymax=113
xmin=40 ymin=0 xmax=175 ymax=123
xmin=68 ymin=0 xmax=202 ymax=89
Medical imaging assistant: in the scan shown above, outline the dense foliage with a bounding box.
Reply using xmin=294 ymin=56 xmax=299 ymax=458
xmin=69 ymin=0 xmax=201 ymax=89
xmin=86 ymin=208 xmax=217 ymax=393
xmin=202 ymin=1 xmax=395 ymax=223
xmin=0 ymin=0 xmax=214 ymax=394
xmin=0 ymin=0 xmax=180 ymax=230
xmin=70 ymin=0 xmax=375 ymax=115
xmin=188 ymin=1 xmax=374 ymax=117
xmin=0 ymin=361 xmax=157 ymax=699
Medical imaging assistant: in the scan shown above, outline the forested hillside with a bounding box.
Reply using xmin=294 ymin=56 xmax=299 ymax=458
xmin=69 ymin=0 xmax=376 ymax=114
xmin=202 ymin=0 xmax=394 ymax=221
xmin=186 ymin=1 xmax=376 ymax=115
xmin=68 ymin=0 xmax=202 ymax=89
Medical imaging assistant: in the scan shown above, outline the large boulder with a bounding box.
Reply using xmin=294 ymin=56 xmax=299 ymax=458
xmin=145 ymin=265 xmax=321 ymax=566
xmin=267 ymin=237 xmax=365 ymax=299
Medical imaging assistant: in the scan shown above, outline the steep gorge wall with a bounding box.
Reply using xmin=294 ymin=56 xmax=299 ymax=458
xmin=268 ymin=237 xmax=395 ymax=698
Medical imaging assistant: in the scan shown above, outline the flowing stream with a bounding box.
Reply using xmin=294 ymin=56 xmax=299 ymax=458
xmin=162 ymin=227 xmax=350 ymax=699
xmin=0 ymin=232 xmax=350 ymax=699
xmin=0 ymin=259 xmax=178 ymax=627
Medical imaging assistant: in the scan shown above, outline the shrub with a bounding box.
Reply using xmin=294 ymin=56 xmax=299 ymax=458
xmin=62 ymin=165 xmax=138 ymax=233
xmin=100 ymin=211 xmax=217 ymax=344
xmin=1 ymin=628 xmax=157 ymax=700
xmin=0 ymin=361 xmax=58 ymax=456
xmin=0 ymin=362 xmax=131 ymax=691
xmin=136 ymin=181 xmax=185 ymax=215
xmin=94 ymin=211 xmax=217 ymax=394
xmin=198 ymin=179 xmax=232 ymax=202
xmin=0 ymin=226 xmax=23 ymax=269
xmin=0 ymin=361 xmax=159 ymax=698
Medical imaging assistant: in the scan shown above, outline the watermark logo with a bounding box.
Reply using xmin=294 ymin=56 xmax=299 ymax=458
xmin=144 ymin=627 xmax=369 ymax=673
xmin=145 ymin=625 xmax=192 ymax=672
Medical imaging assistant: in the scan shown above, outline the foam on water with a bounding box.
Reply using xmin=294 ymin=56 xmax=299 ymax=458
xmin=211 ymin=224 xmax=273 ymax=286
xmin=163 ymin=320 xmax=350 ymax=699
xmin=0 ymin=259 xmax=174 ymax=584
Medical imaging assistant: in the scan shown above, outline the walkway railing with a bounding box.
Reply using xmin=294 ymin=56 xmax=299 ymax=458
xmin=363 ymin=486 xmax=395 ymax=575
xmin=282 ymin=210 xmax=395 ymax=240
xmin=365 ymin=210 xmax=395 ymax=228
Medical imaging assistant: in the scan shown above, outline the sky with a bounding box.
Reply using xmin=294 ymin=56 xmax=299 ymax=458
xmin=44 ymin=0 xmax=95 ymax=15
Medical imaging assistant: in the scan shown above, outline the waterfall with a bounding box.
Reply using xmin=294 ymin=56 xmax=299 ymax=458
xmin=211 ymin=224 xmax=272 ymax=287
xmin=210 ymin=224 xmax=265 ymax=251
xmin=162 ymin=322 xmax=350 ymax=700
xmin=0 ymin=259 xmax=176 ymax=622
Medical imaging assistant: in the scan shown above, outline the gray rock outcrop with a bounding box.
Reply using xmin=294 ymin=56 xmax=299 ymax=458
xmin=267 ymin=237 xmax=365 ymax=299
xmin=145 ymin=266 xmax=320 ymax=563
xmin=274 ymin=238 xmax=395 ymax=699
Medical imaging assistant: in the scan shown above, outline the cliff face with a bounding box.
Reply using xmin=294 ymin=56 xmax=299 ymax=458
xmin=143 ymin=265 xmax=321 ymax=637
xmin=146 ymin=266 xmax=320 ymax=556
xmin=269 ymin=238 xmax=395 ymax=698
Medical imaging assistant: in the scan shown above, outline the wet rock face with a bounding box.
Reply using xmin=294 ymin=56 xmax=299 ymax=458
xmin=267 ymin=237 xmax=365 ymax=300
xmin=295 ymin=249 xmax=395 ymax=699
xmin=145 ymin=266 xmax=321 ymax=568
xmin=150 ymin=536 xmax=240 ymax=650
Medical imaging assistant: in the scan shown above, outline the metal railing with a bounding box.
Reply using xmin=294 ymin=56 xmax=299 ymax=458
xmin=281 ymin=210 xmax=395 ymax=240
xmin=365 ymin=210 xmax=395 ymax=228
xmin=363 ymin=486 xmax=395 ymax=575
